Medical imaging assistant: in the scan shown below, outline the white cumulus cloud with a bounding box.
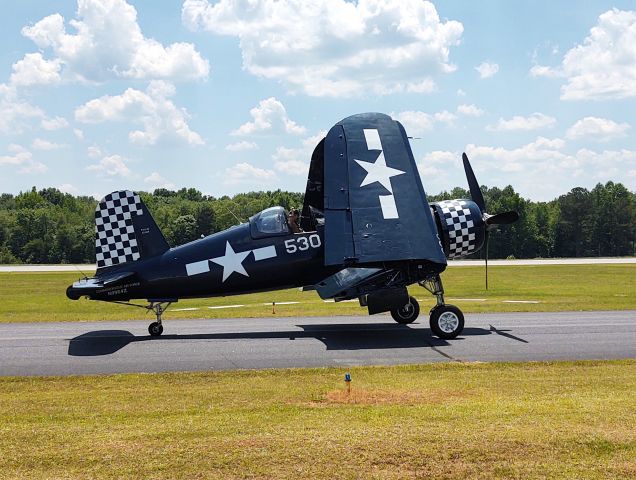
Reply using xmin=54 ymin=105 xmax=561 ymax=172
xmin=232 ymin=97 xmax=305 ymax=136
xmin=392 ymin=110 xmax=456 ymax=136
xmin=0 ymin=144 xmax=48 ymax=174
xmin=271 ymin=131 xmax=325 ymax=176
xmin=32 ymin=138 xmax=65 ymax=150
xmin=457 ymin=104 xmax=484 ymax=117
xmin=75 ymin=81 xmax=204 ymax=146
xmin=182 ymin=0 xmax=463 ymax=97
xmin=41 ymin=116 xmax=69 ymax=130
xmin=20 ymin=0 xmax=209 ymax=84
xmin=486 ymin=113 xmax=556 ymax=132
xmin=565 ymin=117 xmax=630 ymax=141
xmin=466 ymin=137 xmax=567 ymax=173
xmin=423 ymin=150 xmax=457 ymax=164
xmin=10 ymin=53 xmax=62 ymax=87
xmin=456 ymin=141 xmax=636 ymax=198
xmin=58 ymin=183 xmax=78 ymax=194
xmin=273 ymin=148 xmax=309 ymax=176
xmin=87 ymin=154 xmax=132 ymax=177
xmin=223 ymin=162 xmax=277 ymax=186
xmin=225 ymin=141 xmax=258 ymax=152
xmin=0 ymin=93 xmax=45 ymax=133
xmin=532 ymin=9 xmax=636 ymax=100
xmin=19 ymin=161 xmax=48 ymax=174
xmin=144 ymin=172 xmax=175 ymax=189
xmin=529 ymin=65 xmax=563 ymax=79
xmin=0 ymin=144 xmax=32 ymax=166
xmin=475 ymin=61 xmax=499 ymax=79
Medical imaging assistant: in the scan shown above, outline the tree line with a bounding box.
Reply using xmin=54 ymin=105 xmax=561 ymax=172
xmin=0 ymin=182 xmax=634 ymax=264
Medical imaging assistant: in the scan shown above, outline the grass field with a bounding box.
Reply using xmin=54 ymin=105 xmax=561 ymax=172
xmin=0 ymin=264 xmax=634 ymax=322
xmin=2 ymin=268 xmax=635 ymax=479
xmin=1 ymin=360 xmax=635 ymax=479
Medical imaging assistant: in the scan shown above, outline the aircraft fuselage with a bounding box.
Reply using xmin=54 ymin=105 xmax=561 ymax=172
xmin=69 ymin=222 xmax=335 ymax=303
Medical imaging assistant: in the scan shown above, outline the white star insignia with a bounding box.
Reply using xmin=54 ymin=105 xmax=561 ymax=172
xmin=210 ymin=241 xmax=251 ymax=282
xmin=355 ymin=152 xmax=405 ymax=194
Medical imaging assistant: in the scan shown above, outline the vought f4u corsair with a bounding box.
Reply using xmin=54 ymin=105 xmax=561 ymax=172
xmin=67 ymin=113 xmax=518 ymax=339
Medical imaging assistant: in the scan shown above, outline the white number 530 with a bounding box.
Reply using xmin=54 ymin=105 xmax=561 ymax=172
xmin=284 ymin=234 xmax=321 ymax=253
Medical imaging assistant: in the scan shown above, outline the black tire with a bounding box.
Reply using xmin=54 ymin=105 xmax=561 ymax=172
xmin=429 ymin=305 xmax=464 ymax=339
xmin=148 ymin=322 xmax=164 ymax=336
xmin=390 ymin=296 xmax=420 ymax=324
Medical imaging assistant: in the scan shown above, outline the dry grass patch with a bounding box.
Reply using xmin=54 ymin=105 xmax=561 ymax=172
xmin=319 ymin=387 xmax=473 ymax=405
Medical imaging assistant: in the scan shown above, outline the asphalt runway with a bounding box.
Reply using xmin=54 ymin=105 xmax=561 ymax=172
xmin=1 ymin=311 xmax=635 ymax=376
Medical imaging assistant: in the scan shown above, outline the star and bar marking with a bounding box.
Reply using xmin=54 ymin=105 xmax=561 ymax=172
xmin=354 ymin=129 xmax=405 ymax=219
xmin=185 ymin=242 xmax=277 ymax=282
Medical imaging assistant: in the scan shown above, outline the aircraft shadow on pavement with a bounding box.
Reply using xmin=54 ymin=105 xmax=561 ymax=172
xmin=67 ymin=323 xmax=526 ymax=357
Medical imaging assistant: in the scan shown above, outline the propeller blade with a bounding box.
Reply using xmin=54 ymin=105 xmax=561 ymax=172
xmin=462 ymin=152 xmax=486 ymax=212
xmin=485 ymin=231 xmax=489 ymax=290
xmin=485 ymin=211 xmax=519 ymax=226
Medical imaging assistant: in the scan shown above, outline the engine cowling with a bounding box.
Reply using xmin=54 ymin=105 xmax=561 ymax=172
xmin=431 ymin=199 xmax=486 ymax=259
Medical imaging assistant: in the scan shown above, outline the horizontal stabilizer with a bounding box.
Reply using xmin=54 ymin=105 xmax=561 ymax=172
xmin=66 ymin=271 xmax=136 ymax=299
xmin=100 ymin=271 xmax=136 ymax=285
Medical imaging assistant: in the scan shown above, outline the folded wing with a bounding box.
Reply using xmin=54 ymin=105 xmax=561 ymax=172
xmin=315 ymin=112 xmax=445 ymax=267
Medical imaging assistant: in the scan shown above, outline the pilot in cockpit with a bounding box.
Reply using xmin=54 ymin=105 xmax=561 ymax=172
xmin=288 ymin=208 xmax=303 ymax=233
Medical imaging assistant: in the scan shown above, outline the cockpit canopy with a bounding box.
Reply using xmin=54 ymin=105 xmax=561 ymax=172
xmin=249 ymin=206 xmax=290 ymax=238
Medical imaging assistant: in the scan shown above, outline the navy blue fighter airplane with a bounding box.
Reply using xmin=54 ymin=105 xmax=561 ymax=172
xmin=67 ymin=113 xmax=518 ymax=339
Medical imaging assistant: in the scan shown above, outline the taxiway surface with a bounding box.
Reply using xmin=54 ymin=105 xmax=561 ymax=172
xmin=1 ymin=311 xmax=635 ymax=376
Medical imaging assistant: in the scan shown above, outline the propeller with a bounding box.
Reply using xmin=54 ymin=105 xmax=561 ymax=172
xmin=462 ymin=153 xmax=520 ymax=289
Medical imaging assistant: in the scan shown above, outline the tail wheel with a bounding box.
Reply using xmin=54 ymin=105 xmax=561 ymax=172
xmin=430 ymin=305 xmax=464 ymax=339
xmin=148 ymin=322 xmax=164 ymax=336
xmin=390 ymin=296 xmax=420 ymax=324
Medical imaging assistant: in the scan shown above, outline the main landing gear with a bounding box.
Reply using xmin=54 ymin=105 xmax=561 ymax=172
xmin=390 ymin=275 xmax=465 ymax=340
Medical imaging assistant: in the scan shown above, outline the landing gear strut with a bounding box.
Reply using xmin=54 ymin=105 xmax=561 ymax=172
xmin=111 ymin=300 xmax=173 ymax=336
xmin=147 ymin=301 xmax=170 ymax=336
xmin=419 ymin=275 xmax=464 ymax=339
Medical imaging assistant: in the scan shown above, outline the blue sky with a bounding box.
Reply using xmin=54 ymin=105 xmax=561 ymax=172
xmin=1 ymin=0 xmax=635 ymax=201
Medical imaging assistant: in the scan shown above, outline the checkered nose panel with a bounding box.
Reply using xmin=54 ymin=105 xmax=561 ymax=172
xmin=95 ymin=190 xmax=144 ymax=268
xmin=438 ymin=199 xmax=478 ymax=259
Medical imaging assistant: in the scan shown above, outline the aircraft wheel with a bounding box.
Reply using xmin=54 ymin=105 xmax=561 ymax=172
xmin=390 ymin=296 xmax=420 ymax=324
xmin=430 ymin=305 xmax=464 ymax=339
xmin=148 ymin=322 xmax=163 ymax=336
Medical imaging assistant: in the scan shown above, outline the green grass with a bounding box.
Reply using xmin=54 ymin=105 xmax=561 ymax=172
xmin=1 ymin=361 xmax=635 ymax=479
xmin=0 ymin=264 xmax=634 ymax=322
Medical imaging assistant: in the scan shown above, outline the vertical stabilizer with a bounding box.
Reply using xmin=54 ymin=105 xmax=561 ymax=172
xmin=95 ymin=190 xmax=169 ymax=272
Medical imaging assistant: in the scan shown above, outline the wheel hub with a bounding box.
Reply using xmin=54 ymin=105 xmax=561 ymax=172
xmin=438 ymin=311 xmax=459 ymax=333
xmin=398 ymin=303 xmax=413 ymax=318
